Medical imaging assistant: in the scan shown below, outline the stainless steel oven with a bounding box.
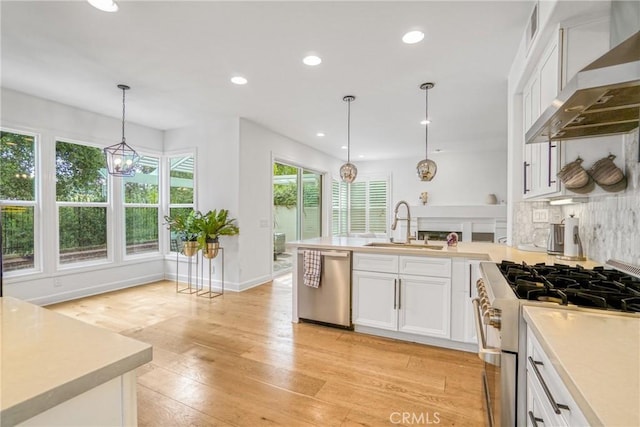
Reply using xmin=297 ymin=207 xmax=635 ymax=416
xmin=477 ymin=258 xmax=640 ymax=427
xmin=473 ymin=280 xmax=517 ymax=427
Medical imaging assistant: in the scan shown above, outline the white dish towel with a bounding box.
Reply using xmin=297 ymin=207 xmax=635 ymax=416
xmin=303 ymin=250 xmax=322 ymax=288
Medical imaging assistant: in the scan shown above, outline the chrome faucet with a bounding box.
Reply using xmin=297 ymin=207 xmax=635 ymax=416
xmin=391 ymin=200 xmax=414 ymax=243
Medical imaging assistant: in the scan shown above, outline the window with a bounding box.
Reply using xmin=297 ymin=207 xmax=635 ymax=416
xmin=332 ymin=175 xmax=389 ymax=236
xmin=124 ymin=156 xmax=160 ymax=255
xmin=331 ymin=179 xmax=347 ymax=236
xmin=56 ymin=140 xmax=108 ymax=265
xmin=0 ymin=130 xmax=37 ymax=272
xmin=167 ymin=154 xmax=194 ymax=252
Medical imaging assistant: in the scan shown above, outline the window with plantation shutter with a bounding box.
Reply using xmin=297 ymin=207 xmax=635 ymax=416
xmin=368 ymin=180 xmax=387 ymax=233
xmin=331 ymin=179 xmax=347 ymax=236
xmin=331 ymin=175 xmax=389 ymax=236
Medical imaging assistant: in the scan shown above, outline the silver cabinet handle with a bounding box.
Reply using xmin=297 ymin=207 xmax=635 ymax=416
xmin=398 ymin=278 xmax=401 ymax=310
xmin=528 ymin=411 xmax=543 ymax=427
xmin=472 ymin=298 xmax=501 ymax=366
xmin=528 ymin=356 xmax=569 ymax=414
xmin=468 ymin=263 xmax=472 ymax=298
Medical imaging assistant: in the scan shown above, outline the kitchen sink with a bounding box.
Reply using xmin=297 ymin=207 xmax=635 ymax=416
xmin=364 ymin=242 xmax=444 ymax=250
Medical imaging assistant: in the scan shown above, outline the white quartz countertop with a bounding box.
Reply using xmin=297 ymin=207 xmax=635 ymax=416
xmin=523 ymin=306 xmax=640 ymax=427
xmin=0 ymin=297 xmax=152 ymax=425
xmin=287 ymin=237 xmax=600 ymax=267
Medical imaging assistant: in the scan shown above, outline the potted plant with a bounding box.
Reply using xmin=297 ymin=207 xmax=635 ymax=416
xmin=164 ymin=209 xmax=201 ymax=256
xmin=196 ymin=209 xmax=239 ymax=259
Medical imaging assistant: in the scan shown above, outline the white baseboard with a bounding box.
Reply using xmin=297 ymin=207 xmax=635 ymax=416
xmin=33 ymin=273 xmax=165 ymax=306
xmin=354 ymin=325 xmax=477 ymax=353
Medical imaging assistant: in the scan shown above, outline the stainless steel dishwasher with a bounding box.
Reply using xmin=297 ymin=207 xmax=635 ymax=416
xmin=297 ymin=248 xmax=352 ymax=328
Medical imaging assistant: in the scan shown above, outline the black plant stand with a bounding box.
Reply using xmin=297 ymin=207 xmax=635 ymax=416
xmin=198 ymin=247 xmax=224 ymax=299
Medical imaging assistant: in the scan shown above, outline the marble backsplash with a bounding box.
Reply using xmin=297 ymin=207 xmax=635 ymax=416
xmin=562 ymin=130 xmax=639 ymax=265
xmin=513 ymin=129 xmax=639 ymax=265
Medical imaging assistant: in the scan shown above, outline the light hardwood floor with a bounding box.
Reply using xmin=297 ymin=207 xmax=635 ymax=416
xmin=48 ymin=275 xmax=485 ymax=426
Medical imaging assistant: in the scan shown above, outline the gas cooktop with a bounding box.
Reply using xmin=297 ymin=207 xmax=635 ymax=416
xmin=497 ymin=260 xmax=640 ymax=313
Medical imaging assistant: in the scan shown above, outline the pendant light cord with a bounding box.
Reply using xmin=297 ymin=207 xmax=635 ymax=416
xmin=347 ymin=98 xmax=351 ymax=163
xmin=121 ymin=87 xmax=126 ymax=143
xmin=424 ymin=86 xmax=429 ymax=158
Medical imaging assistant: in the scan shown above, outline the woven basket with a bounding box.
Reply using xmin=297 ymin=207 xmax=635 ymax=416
xmin=557 ymin=157 xmax=590 ymax=189
xmin=589 ymin=154 xmax=624 ymax=186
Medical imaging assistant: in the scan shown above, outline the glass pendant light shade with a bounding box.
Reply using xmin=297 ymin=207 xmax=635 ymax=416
xmin=340 ymin=162 xmax=358 ymax=183
xmin=340 ymin=95 xmax=357 ymax=183
xmin=416 ymin=158 xmax=437 ymax=181
xmin=104 ymin=84 xmax=139 ymax=177
xmin=416 ymin=82 xmax=437 ymax=182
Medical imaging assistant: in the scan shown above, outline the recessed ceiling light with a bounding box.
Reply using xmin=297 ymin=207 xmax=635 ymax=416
xmin=87 ymin=0 xmax=118 ymax=12
xmin=420 ymin=119 xmax=431 ymax=125
xmin=303 ymin=55 xmax=322 ymax=66
xmin=402 ymin=30 xmax=424 ymax=44
xmin=316 ymin=132 xmax=325 ymax=137
xmin=230 ymin=76 xmax=248 ymax=85
xmin=341 ymin=145 xmax=348 ymax=150
xmin=358 ymin=155 xmax=365 ymax=159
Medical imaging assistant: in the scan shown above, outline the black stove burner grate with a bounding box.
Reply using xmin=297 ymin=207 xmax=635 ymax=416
xmin=497 ymin=261 xmax=640 ymax=313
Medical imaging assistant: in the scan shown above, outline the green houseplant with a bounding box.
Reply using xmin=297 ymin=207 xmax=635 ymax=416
xmin=196 ymin=209 xmax=239 ymax=259
xmin=164 ymin=209 xmax=200 ymax=256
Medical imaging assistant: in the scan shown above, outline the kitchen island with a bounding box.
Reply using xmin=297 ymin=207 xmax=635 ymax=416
xmin=288 ymin=237 xmax=601 ymax=351
xmin=1 ymin=296 xmax=152 ymax=426
xmin=524 ymin=305 xmax=640 ymax=427
xmin=287 ymin=236 xmax=601 ymax=266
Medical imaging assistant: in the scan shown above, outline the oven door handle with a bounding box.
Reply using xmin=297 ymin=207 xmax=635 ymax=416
xmin=472 ymin=298 xmax=501 ymax=366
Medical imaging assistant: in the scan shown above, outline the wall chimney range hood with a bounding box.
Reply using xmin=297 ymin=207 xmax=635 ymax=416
xmin=526 ymin=31 xmax=640 ymax=144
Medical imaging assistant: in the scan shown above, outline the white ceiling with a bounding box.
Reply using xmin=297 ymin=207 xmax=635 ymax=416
xmin=1 ymin=0 xmax=535 ymax=161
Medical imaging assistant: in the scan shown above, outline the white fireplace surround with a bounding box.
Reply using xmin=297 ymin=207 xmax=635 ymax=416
xmin=392 ymin=205 xmax=508 ymax=243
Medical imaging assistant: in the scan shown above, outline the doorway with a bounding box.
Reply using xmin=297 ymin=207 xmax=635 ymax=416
xmin=272 ymin=162 xmax=322 ymax=274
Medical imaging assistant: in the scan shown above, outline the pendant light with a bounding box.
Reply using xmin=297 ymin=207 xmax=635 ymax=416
xmin=104 ymin=84 xmax=140 ymax=177
xmin=416 ymin=82 xmax=437 ymax=181
xmin=339 ymin=95 xmax=358 ymax=183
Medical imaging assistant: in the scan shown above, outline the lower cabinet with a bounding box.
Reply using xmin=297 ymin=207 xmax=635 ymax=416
xmin=352 ymin=253 xmax=451 ymax=340
xmin=450 ymin=258 xmax=480 ymax=345
xmin=526 ymin=326 xmax=588 ymax=426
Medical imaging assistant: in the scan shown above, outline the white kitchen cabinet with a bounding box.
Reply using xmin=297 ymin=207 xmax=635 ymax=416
xmin=523 ymin=29 xmax=562 ymax=199
xmin=523 ymin=140 xmax=560 ymax=199
xmin=521 ymin=14 xmax=609 ymax=200
xmin=352 ymin=253 xmax=451 ymax=340
xmin=398 ymin=274 xmax=450 ymax=338
xmin=352 ymin=270 xmax=398 ymax=331
xmin=526 ymin=326 xmax=589 ymax=427
xmin=450 ymin=259 xmax=480 ymax=345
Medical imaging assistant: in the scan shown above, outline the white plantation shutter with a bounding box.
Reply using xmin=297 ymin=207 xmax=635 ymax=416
xmin=331 ymin=175 xmax=389 ymax=236
xmin=368 ymin=179 xmax=388 ymax=233
xmin=331 ymin=179 xmax=348 ymax=236
xmin=349 ymin=181 xmax=367 ymax=233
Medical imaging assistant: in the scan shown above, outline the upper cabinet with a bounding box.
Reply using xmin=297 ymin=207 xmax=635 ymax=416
xmin=522 ymin=15 xmax=610 ymax=199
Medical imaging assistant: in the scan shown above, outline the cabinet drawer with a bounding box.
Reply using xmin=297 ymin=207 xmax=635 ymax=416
xmin=353 ymin=253 xmax=398 ymax=273
xmin=526 ymin=326 xmax=588 ymax=426
xmin=399 ymin=256 xmax=451 ymax=277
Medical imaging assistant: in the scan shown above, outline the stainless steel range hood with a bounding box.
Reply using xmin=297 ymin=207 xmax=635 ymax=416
xmin=525 ymin=31 xmax=640 ymax=144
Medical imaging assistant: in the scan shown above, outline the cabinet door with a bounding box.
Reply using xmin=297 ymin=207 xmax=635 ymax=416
xmin=463 ymin=261 xmax=481 ymax=344
xmin=352 ymin=270 xmax=397 ymax=330
xmin=398 ymin=275 xmax=451 ymax=339
xmin=539 ymin=33 xmax=560 ymax=112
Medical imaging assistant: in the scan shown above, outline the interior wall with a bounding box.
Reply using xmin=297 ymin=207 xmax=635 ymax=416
xmin=162 ymin=118 xmax=241 ymax=288
xmin=356 ymin=149 xmax=508 ymax=207
xmin=1 ymin=88 xmax=165 ymax=304
xmin=238 ymin=119 xmax=342 ymax=288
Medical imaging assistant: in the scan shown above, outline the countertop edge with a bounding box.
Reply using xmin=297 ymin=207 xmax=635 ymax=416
xmin=287 ymin=241 xmax=491 ymax=260
xmin=523 ymin=307 xmax=603 ymax=427
xmin=2 ymin=345 xmax=152 ymax=426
